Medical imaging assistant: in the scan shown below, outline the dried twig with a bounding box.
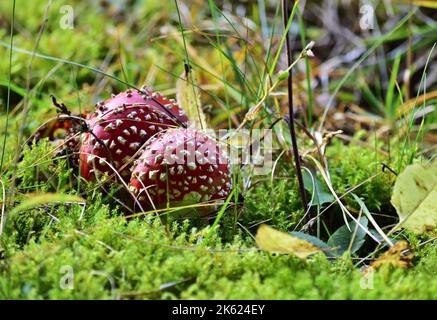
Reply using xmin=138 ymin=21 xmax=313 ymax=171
xmin=283 ymin=0 xmax=308 ymax=216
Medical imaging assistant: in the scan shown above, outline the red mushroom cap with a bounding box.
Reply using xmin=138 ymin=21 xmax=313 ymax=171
xmin=91 ymin=87 xmax=188 ymax=125
xmin=129 ymin=128 xmax=232 ymax=210
xmin=80 ymin=89 xmax=188 ymax=181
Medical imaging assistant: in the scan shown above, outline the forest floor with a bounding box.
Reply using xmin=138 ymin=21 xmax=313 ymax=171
xmin=0 ymin=0 xmax=436 ymax=299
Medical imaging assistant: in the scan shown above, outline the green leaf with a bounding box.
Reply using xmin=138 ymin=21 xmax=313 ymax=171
xmin=290 ymin=231 xmax=329 ymax=248
xmin=352 ymin=193 xmax=393 ymax=246
xmin=391 ymin=160 xmax=437 ymax=233
xmin=327 ymin=217 xmax=368 ymax=255
xmin=302 ymin=170 xmax=335 ymax=206
xmin=290 ymin=231 xmax=336 ymax=258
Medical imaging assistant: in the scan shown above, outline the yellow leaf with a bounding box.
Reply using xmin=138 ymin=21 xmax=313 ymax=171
xmin=255 ymin=224 xmax=321 ymax=258
xmin=391 ymin=160 xmax=437 ymax=233
xmin=370 ymin=241 xmax=413 ymax=270
xmin=394 ymin=0 xmax=437 ymax=8
xmin=176 ymin=69 xmax=208 ymax=129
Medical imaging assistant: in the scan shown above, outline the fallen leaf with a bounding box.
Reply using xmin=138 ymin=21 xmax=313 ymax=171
xmin=396 ymin=91 xmax=437 ymax=118
xmin=176 ymin=68 xmax=208 ymax=129
xmin=391 ymin=160 xmax=437 ymax=233
xmin=370 ymin=240 xmax=413 ymax=271
xmin=394 ymin=0 xmax=437 ymax=8
xmin=256 ymin=224 xmax=321 ymax=258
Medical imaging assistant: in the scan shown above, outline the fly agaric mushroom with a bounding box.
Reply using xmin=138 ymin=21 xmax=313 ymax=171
xmin=129 ymin=128 xmax=232 ymax=211
xmin=31 ymin=96 xmax=88 ymax=171
xmin=91 ymin=86 xmax=188 ymax=125
xmin=79 ymin=88 xmax=189 ymax=181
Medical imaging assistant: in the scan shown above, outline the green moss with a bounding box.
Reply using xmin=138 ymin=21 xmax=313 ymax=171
xmin=327 ymin=138 xmax=395 ymax=213
xmin=3 ymin=124 xmax=436 ymax=299
xmin=1 ymin=209 xmax=437 ymax=299
xmin=3 ymin=131 xmax=433 ymax=300
xmin=242 ymin=177 xmax=304 ymax=231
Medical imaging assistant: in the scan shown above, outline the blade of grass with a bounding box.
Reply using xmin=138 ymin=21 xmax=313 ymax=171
xmin=207 ymin=0 xmax=233 ymax=129
xmin=9 ymin=1 xmax=52 ymax=203
xmin=260 ymin=2 xmax=281 ymax=96
xmin=0 ymin=0 xmax=16 ymax=172
xmin=297 ymin=6 xmax=314 ymax=127
xmin=359 ymin=78 xmax=386 ymax=114
xmin=397 ymin=42 xmax=436 ymax=171
xmin=386 ymin=53 xmax=402 ymax=119
xmin=210 ymin=6 xmax=264 ymax=97
xmin=270 ymin=0 xmax=299 ymax=78
xmin=318 ymin=9 xmax=417 ymax=131
xmin=0 ymin=41 xmax=136 ymax=89
xmin=0 ymin=177 xmax=6 ymax=238
xmin=174 ymin=0 xmax=204 ymax=128
xmin=0 ymin=41 xmax=185 ymax=127
xmin=201 ymin=188 xmax=236 ymax=246
xmin=3 ymin=193 xmax=85 ymax=235
xmin=0 ymin=80 xmax=46 ymax=110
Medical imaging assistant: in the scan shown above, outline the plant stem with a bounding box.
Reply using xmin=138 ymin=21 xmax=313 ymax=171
xmin=0 ymin=0 xmax=16 ymax=173
xmin=283 ymin=0 xmax=308 ymax=217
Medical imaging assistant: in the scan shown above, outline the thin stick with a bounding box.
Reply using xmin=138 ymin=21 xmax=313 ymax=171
xmin=283 ymin=0 xmax=308 ymax=216
xmin=0 ymin=178 xmax=6 ymax=238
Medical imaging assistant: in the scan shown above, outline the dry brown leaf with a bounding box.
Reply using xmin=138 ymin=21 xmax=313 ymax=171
xmin=397 ymin=91 xmax=437 ymax=118
xmin=370 ymin=241 xmax=414 ymax=271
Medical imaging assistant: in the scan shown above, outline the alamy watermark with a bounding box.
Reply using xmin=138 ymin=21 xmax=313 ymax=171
xmin=59 ymin=265 xmax=74 ymax=290
xmin=360 ymin=267 xmax=374 ymax=290
xmin=360 ymin=2 xmax=375 ymax=30
xmin=59 ymin=5 xmax=74 ymax=30
xmin=151 ymin=128 xmax=274 ymax=176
